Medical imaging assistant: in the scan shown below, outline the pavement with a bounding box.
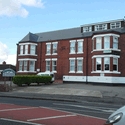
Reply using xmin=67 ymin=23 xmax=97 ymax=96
xmin=0 ymin=81 xmax=125 ymax=105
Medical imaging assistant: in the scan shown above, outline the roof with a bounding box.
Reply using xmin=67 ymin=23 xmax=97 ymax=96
xmin=19 ymin=19 xmax=125 ymax=43
xmin=0 ymin=65 xmax=16 ymax=71
xmin=20 ymin=32 xmax=38 ymax=42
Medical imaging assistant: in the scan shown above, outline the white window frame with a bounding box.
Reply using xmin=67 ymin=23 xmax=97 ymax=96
xmin=29 ymin=61 xmax=35 ymax=71
xmin=19 ymin=61 xmax=23 ymax=71
xmin=113 ymin=37 xmax=118 ymax=49
xmin=110 ymin=22 xmax=121 ymax=29
xmin=95 ymin=24 xmax=107 ymax=31
xmin=83 ymin=26 xmax=92 ymax=32
xmin=25 ymin=45 xmax=28 ymax=54
xmin=52 ymin=58 xmax=57 ymax=73
xmin=46 ymin=60 xmax=51 ymax=71
xmin=77 ymin=39 xmax=84 ymax=54
xmin=52 ymin=42 xmax=58 ymax=55
xmin=96 ymin=58 xmax=102 ymax=71
xmin=70 ymin=40 xmax=76 ymax=54
xmin=20 ymin=45 xmax=23 ymax=55
xmin=77 ymin=57 xmax=83 ymax=73
xmin=104 ymin=57 xmax=110 ymax=71
xmin=24 ymin=61 xmax=27 ymax=71
xmin=104 ymin=36 xmax=110 ymax=49
xmin=96 ymin=37 xmax=102 ymax=50
xmin=69 ymin=58 xmax=75 ymax=73
xmin=46 ymin=43 xmax=51 ymax=55
xmin=113 ymin=58 xmax=118 ymax=71
xmin=30 ymin=45 xmax=35 ymax=55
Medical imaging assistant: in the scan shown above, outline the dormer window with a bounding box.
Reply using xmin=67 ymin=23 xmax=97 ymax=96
xmin=95 ymin=24 xmax=107 ymax=31
xmin=83 ymin=26 xmax=92 ymax=32
xmin=110 ymin=22 xmax=121 ymax=29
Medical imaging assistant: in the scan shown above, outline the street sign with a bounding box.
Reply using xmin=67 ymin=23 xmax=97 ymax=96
xmin=2 ymin=68 xmax=15 ymax=77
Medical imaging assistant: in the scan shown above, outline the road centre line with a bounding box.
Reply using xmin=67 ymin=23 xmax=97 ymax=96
xmin=0 ymin=118 xmax=43 ymax=125
xmin=0 ymin=107 xmax=38 ymax=112
xmin=27 ymin=114 xmax=76 ymax=121
xmin=53 ymin=103 xmax=115 ymax=113
xmin=40 ymin=106 xmax=107 ymax=120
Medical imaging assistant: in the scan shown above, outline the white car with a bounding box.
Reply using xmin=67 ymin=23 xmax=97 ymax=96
xmin=104 ymin=105 xmax=125 ymax=125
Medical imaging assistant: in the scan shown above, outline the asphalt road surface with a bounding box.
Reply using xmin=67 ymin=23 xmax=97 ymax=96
xmin=0 ymin=97 xmax=123 ymax=125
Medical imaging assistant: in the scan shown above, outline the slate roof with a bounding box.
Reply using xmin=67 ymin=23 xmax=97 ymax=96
xmin=19 ymin=24 xmax=125 ymax=43
xmin=0 ymin=65 xmax=16 ymax=71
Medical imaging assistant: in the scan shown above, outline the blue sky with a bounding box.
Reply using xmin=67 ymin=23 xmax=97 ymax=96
xmin=0 ymin=0 xmax=125 ymax=65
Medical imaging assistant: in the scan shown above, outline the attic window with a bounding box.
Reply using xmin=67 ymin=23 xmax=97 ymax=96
xmin=110 ymin=22 xmax=121 ymax=29
xmin=83 ymin=26 xmax=92 ymax=32
xmin=95 ymin=24 xmax=107 ymax=31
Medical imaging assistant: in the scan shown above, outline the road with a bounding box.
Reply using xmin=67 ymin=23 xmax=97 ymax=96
xmin=0 ymin=97 xmax=123 ymax=125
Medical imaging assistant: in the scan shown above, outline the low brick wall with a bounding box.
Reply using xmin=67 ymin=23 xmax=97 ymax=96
xmin=0 ymin=84 xmax=10 ymax=92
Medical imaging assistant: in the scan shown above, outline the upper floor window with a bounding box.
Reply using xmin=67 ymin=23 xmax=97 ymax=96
xmin=104 ymin=36 xmax=110 ymax=49
xmin=95 ymin=24 xmax=107 ymax=31
xmin=70 ymin=41 xmax=76 ymax=53
xmin=83 ymin=26 xmax=92 ymax=32
xmin=96 ymin=58 xmax=101 ymax=71
xmin=77 ymin=40 xmax=83 ymax=53
xmin=46 ymin=44 xmax=51 ymax=55
xmin=19 ymin=61 xmax=23 ymax=71
xmin=20 ymin=45 xmax=23 ymax=54
xmin=52 ymin=43 xmax=57 ymax=54
xmin=30 ymin=45 xmax=35 ymax=55
xmin=25 ymin=45 xmax=28 ymax=54
xmin=96 ymin=37 xmax=102 ymax=49
xmin=29 ymin=61 xmax=35 ymax=71
xmin=113 ymin=37 xmax=118 ymax=49
xmin=104 ymin=57 xmax=110 ymax=71
xmin=110 ymin=22 xmax=121 ymax=29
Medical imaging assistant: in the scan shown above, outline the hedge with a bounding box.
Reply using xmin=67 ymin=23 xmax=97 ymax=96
xmin=13 ymin=75 xmax=52 ymax=86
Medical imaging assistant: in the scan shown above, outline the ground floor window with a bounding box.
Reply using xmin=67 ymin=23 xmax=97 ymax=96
xmin=96 ymin=58 xmax=101 ymax=71
xmin=24 ymin=61 xmax=27 ymax=71
xmin=19 ymin=61 xmax=23 ymax=71
xmin=104 ymin=57 xmax=110 ymax=71
xmin=52 ymin=60 xmax=57 ymax=72
xmin=46 ymin=61 xmax=50 ymax=71
xmin=29 ymin=61 xmax=35 ymax=71
xmin=113 ymin=58 xmax=118 ymax=71
xmin=70 ymin=60 xmax=75 ymax=72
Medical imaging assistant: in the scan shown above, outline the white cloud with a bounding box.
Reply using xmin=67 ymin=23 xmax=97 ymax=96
xmin=0 ymin=41 xmax=16 ymax=65
xmin=0 ymin=0 xmax=44 ymax=17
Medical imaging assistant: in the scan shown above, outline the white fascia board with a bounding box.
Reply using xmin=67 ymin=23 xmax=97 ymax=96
xmin=77 ymin=57 xmax=83 ymax=60
xmin=69 ymin=58 xmax=76 ymax=60
xmin=70 ymin=40 xmax=76 ymax=43
xmin=92 ymin=33 xmax=120 ymax=39
xmin=52 ymin=58 xmax=57 ymax=61
xmin=45 ymin=59 xmax=51 ymax=61
xmin=77 ymin=39 xmax=84 ymax=42
xmin=46 ymin=42 xmax=51 ymax=45
xmin=18 ymin=58 xmax=37 ymax=61
xmin=92 ymin=55 xmax=120 ymax=59
xmin=19 ymin=43 xmax=38 ymax=46
xmin=52 ymin=42 xmax=58 ymax=44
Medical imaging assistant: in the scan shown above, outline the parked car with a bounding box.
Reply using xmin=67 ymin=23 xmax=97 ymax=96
xmin=37 ymin=72 xmax=55 ymax=83
xmin=104 ymin=105 xmax=125 ymax=125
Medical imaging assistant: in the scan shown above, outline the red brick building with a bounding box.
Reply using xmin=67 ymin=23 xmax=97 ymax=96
xmin=16 ymin=19 xmax=125 ymax=84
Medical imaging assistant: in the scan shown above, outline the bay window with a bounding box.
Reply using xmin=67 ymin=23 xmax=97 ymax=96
xmin=29 ymin=61 xmax=35 ymax=71
xmin=113 ymin=37 xmax=118 ymax=49
xmin=24 ymin=61 xmax=27 ymax=71
xmin=104 ymin=58 xmax=110 ymax=71
xmin=104 ymin=36 xmax=110 ymax=49
xmin=20 ymin=45 xmax=23 ymax=54
xmin=19 ymin=61 xmax=23 ymax=71
xmin=113 ymin=58 xmax=118 ymax=71
xmin=96 ymin=58 xmax=101 ymax=71
xmin=25 ymin=45 xmax=28 ymax=54
xmin=96 ymin=37 xmax=102 ymax=49
xmin=30 ymin=45 xmax=35 ymax=55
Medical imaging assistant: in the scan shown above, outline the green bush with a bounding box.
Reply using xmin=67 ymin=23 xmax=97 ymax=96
xmin=13 ymin=75 xmax=52 ymax=86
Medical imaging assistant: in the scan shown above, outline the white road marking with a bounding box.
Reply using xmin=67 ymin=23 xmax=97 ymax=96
xmin=27 ymin=114 xmax=76 ymax=121
xmin=53 ymin=103 xmax=115 ymax=113
xmin=39 ymin=106 xmax=107 ymax=120
xmin=0 ymin=118 xmax=43 ymax=125
xmin=0 ymin=107 xmax=38 ymax=112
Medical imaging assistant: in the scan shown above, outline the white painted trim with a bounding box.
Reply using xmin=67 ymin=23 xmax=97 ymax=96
xmin=69 ymin=52 xmax=76 ymax=54
xmin=110 ymin=21 xmax=121 ymax=29
xmin=52 ymin=42 xmax=58 ymax=44
xmin=69 ymin=58 xmax=76 ymax=60
xmin=91 ymin=48 xmax=121 ymax=53
xmin=52 ymin=53 xmax=57 ymax=55
xmin=17 ymin=71 xmax=37 ymax=73
xmin=69 ymin=40 xmax=76 ymax=43
xmin=46 ymin=42 xmax=51 ymax=45
xmin=45 ymin=59 xmax=51 ymax=61
xmin=77 ymin=39 xmax=84 ymax=42
xmin=52 ymin=71 xmax=57 ymax=73
xmin=19 ymin=43 xmax=38 ymax=46
xmin=77 ymin=57 xmax=83 ymax=60
xmin=92 ymin=33 xmax=120 ymax=39
xmin=92 ymin=55 xmax=120 ymax=58
xmin=46 ymin=54 xmax=51 ymax=56
xmin=69 ymin=71 xmax=75 ymax=73
xmin=76 ymin=71 xmax=83 ymax=73
xmin=91 ymin=71 xmax=121 ymax=74
xmin=52 ymin=58 xmax=57 ymax=61
xmin=18 ymin=54 xmax=37 ymax=56
xmin=77 ymin=52 xmax=84 ymax=54
xmin=18 ymin=58 xmax=37 ymax=61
